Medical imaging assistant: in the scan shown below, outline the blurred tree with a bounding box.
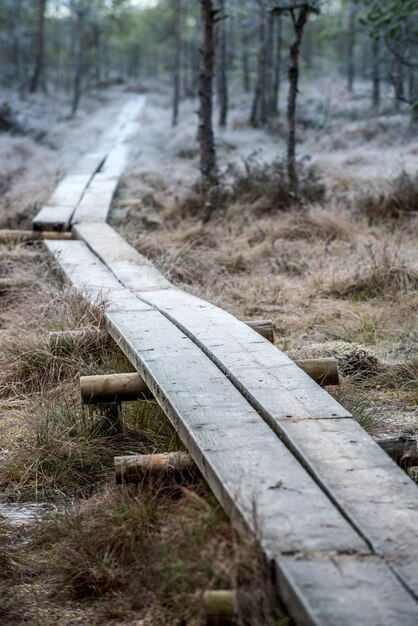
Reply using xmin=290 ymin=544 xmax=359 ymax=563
xmin=30 ymin=0 xmax=47 ymax=93
xmin=198 ymin=0 xmax=219 ymax=188
xmin=172 ymin=0 xmax=181 ymax=126
xmin=217 ymin=0 xmax=228 ymax=127
xmin=356 ymin=0 xmax=418 ymax=119
xmin=346 ymin=0 xmax=357 ymax=92
xmin=273 ymin=1 xmax=321 ymax=195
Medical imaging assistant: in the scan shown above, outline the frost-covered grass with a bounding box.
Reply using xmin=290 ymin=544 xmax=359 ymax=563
xmin=0 ymin=86 xmax=131 ymax=229
xmin=113 ymin=77 xmax=418 ymax=438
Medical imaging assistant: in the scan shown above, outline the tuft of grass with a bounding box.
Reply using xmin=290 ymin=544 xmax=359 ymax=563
xmin=359 ymin=170 xmax=418 ymax=223
xmin=2 ymin=390 xmax=121 ymax=496
xmin=176 ymin=146 xmax=199 ymax=160
xmin=35 ymin=485 xmax=284 ymax=625
xmin=2 ymin=388 xmax=180 ymax=498
xmin=376 ymin=358 xmax=418 ymax=392
xmin=332 ymin=377 xmax=386 ymax=435
xmin=269 ymin=206 xmax=354 ymax=243
xmin=329 ymin=243 xmax=418 ymax=301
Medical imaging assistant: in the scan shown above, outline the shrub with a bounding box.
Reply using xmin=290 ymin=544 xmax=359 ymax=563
xmin=329 ymin=243 xmax=418 ymax=300
xmin=358 ymin=170 xmax=418 ymax=223
xmin=226 ymin=153 xmax=326 ymax=213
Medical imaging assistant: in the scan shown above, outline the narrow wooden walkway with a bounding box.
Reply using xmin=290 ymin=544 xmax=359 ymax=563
xmin=33 ymin=97 xmax=418 ymax=625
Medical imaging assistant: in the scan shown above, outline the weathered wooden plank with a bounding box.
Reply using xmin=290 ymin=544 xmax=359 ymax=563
xmin=74 ymin=223 xmax=346 ymax=420
xmin=33 ymin=172 xmax=101 ymax=231
xmin=43 ymin=239 xmax=418 ymax=626
xmin=276 ymin=555 xmax=418 ymax=626
xmin=73 ymin=223 xmax=418 ymax=598
xmin=45 ymin=240 xmax=418 ymax=624
xmin=72 ymin=151 xmax=107 ymax=175
xmin=282 ymin=418 xmax=418 ymax=595
xmin=33 ymin=96 xmax=145 ymax=232
xmin=71 ymin=174 xmax=119 ymax=224
xmin=44 ymin=242 xmax=363 ymax=557
xmin=100 ymin=144 xmax=130 ymax=178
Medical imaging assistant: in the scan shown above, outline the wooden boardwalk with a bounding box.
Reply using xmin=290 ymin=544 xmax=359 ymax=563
xmin=33 ymin=98 xmax=418 ymax=625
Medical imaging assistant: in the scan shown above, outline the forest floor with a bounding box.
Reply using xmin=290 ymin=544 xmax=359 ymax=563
xmin=0 ymin=78 xmax=417 ymax=625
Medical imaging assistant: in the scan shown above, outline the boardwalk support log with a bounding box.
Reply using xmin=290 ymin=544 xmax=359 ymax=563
xmin=80 ymin=372 xmax=154 ymax=404
xmin=115 ymin=451 xmax=193 ymax=483
xmin=296 ymin=358 xmax=339 ymax=386
xmin=376 ymin=436 xmax=418 ymax=467
xmin=203 ymin=590 xmax=236 ymax=626
xmin=80 ymin=360 xmax=338 ymax=408
xmin=0 ymin=230 xmax=73 ymax=242
xmin=50 ymin=329 xmax=106 ymax=354
xmin=0 ymin=278 xmax=33 ymax=290
xmin=244 ymin=319 xmax=274 ymax=343
xmin=87 ymin=402 xmax=123 ymax=435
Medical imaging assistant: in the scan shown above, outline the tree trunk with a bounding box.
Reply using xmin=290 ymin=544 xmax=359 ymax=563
xmin=198 ymin=0 xmax=218 ymax=186
xmin=271 ymin=13 xmax=282 ymax=116
xmin=286 ymin=5 xmax=310 ymax=196
xmin=249 ymin=0 xmax=267 ymax=127
xmin=371 ymin=37 xmax=380 ymax=111
xmin=266 ymin=12 xmax=274 ymax=118
xmin=347 ymin=0 xmax=356 ymax=93
xmin=410 ymin=71 xmax=418 ymax=124
xmin=217 ymin=0 xmax=228 ymax=128
xmin=241 ymin=31 xmax=251 ymax=93
xmin=393 ymin=57 xmax=404 ymax=112
xmin=172 ymin=0 xmax=181 ymax=126
xmin=30 ymin=0 xmax=47 ymax=93
xmin=71 ymin=4 xmax=84 ymax=117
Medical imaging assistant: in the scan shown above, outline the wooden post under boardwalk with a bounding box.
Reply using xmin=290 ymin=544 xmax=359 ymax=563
xmin=115 ymin=451 xmax=193 ymax=483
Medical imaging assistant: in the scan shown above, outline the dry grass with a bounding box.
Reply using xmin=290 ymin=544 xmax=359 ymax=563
xmin=358 ymin=170 xmax=418 ymax=222
xmin=329 ymin=243 xmax=418 ymax=301
xmin=0 ymin=240 xmax=286 ymax=624
xmin=31 ymin=484 xmax=285 ymax=625
xmin=114 ymin=86 xmax=418 ymax=446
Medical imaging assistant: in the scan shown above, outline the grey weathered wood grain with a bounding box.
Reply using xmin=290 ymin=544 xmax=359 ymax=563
xmin=73 ymin=223 xmax=418 ymax=599
xmin=74 ymin=223 xmax=348 ymax=420
xmin=44 ymin=239 xmax=418 ymax=625
xmin=277 ymin=555 xmax=418 ymax=626
xmin=282 ymin=417 xmax=418 ymax=594
xmin=33 ymin=96 xmax=145 ymax=231
xmin=45 ymin=242 xmax=362 ymax=559
xmin=71 ymin=173 xmax=119 ymax=224
xmin=33 ymin=173 xmax=101 ymax=231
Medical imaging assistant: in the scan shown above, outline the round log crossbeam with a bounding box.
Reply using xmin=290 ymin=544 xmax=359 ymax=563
xmin=376 ymin=436 xmax=418 ymax=468
xmin=0 ymin=229 xmax=73 ymax=242
xmin=80 ymin=372 xmax=154 ymax=404
xmin=79 ymin=359 xmax=339 ymax=408
xmin=203 ymin=590 xmax=236 ymax=626
xmin=296 ymin=357 xmax=339 ymax=386
xmin=244 ymin=319 xmax=274 ymax=344
xmin=115 ymin=451 xmax=193 ymax=484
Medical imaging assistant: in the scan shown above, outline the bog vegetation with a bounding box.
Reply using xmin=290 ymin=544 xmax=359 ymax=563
xmin=0 ymin=0 xmax=417 ymax=625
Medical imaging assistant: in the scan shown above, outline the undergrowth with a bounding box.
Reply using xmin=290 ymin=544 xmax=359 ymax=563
xmin=359 ymin=170 xmax=418 ymax=223
xmin=329 ymin=243 xmax=418 ymax=301
xmin=225 ymin=154 xmax=326 ymax=213
xmin=30 ymin=484 xmax=286 ymax=625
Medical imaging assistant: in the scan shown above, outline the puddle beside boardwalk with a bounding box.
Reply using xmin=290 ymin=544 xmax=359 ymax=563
xmin=0 ymin=498 xmax=55 ymax=525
